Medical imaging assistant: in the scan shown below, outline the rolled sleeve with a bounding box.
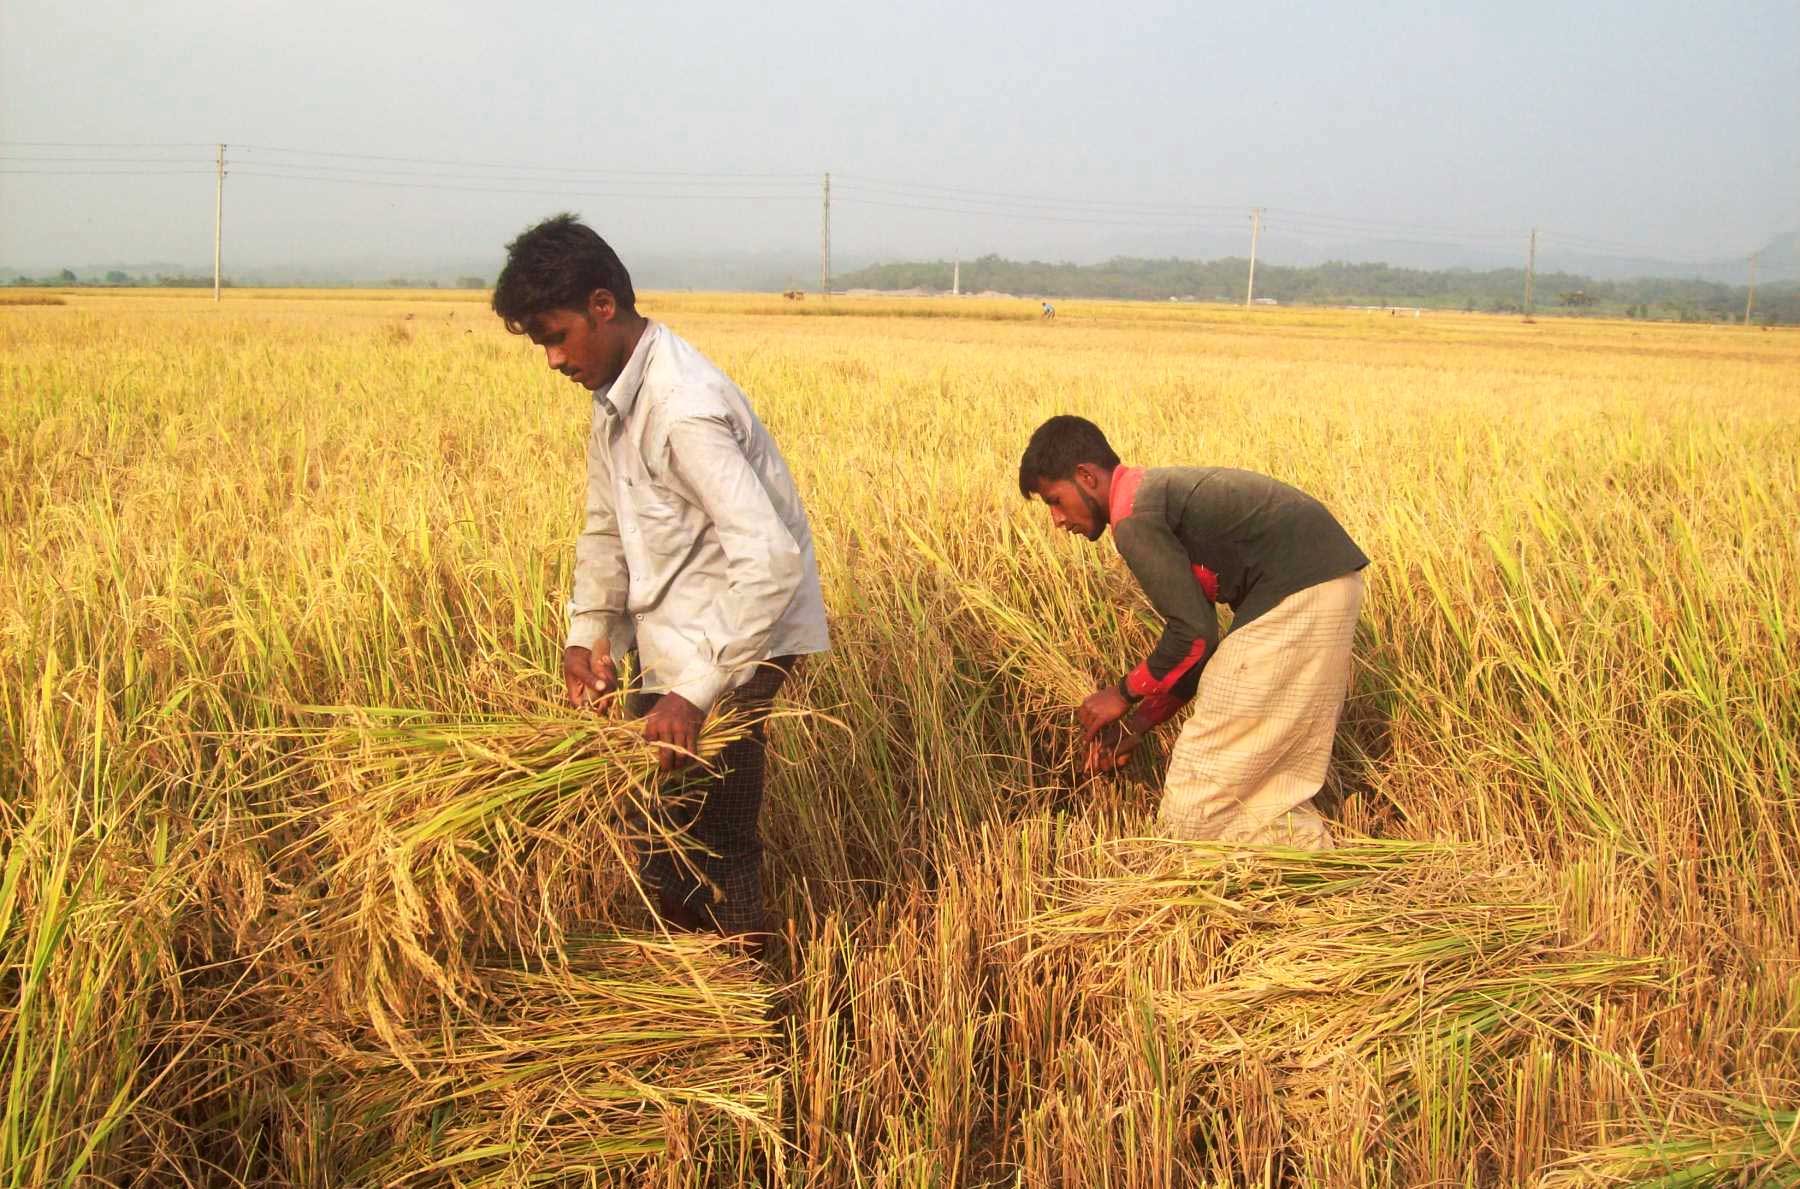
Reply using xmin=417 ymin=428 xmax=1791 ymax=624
xmin=664 ymin=414 xmax=804 ymax=711
xmin=1113 ymin=516 xmax=1220 ymax=704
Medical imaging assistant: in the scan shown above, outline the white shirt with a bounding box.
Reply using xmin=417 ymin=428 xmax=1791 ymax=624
xmin=567 ymin=321 xmax=829 ymax=712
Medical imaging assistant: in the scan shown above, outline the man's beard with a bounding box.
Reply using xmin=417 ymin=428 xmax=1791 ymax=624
xmin=1080 ymin=488 xmax=1107 ymax=540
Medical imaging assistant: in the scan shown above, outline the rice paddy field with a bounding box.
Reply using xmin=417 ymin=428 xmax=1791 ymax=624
xmin=4 ymin=288 xmax=1798 ymax=1187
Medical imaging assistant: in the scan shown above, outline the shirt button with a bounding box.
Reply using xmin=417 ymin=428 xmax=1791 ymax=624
xmin=634 ymin=613 xmax=644 ymax=622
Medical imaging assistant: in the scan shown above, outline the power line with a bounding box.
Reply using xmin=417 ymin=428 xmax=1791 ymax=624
xmin=1265 ymin=216 xmax=1519 ymax=248
xmin=232 ymin=143 xmax=811 ymax=181
xmin=0 ymin=167 xmax=213 ymax=176
xmin=0 ymin=140 xmax=213 ymax=148
xmin=1536 ymin=229 xmax=1715 ymax=267
xmin=834 ymin=194 xmax=1249 ymax=230
xmin=228 ymin=168 xmax=813 ymax=202
xmin=835 ymin=172 xmax=1245 ymax=216
xmin=227 ymin=162 xmax=817 ymax=191
xmin=1264 ymin=207 xmax=1524 ymax=244
xmin=1536 ymin=247 xmax=1705 ymax=268
xmin=835 ymin=184 xmax=1237 ymax=222
xmin=1261 ymin=223 xmax=1526 ymax=257
xmin=0 ymin=154 xmax=215 ymax=164
xmin=839 ymin=175 xmax=1548 ymax=250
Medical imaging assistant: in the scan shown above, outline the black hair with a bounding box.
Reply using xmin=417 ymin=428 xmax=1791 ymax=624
xmin=492 ymin=213 xmax=636 ymax=332
xmin=1017 ymin=415 xmax=1121 ymax=498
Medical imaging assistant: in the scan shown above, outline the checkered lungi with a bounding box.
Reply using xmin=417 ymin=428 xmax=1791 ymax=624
xmin=627 ymin=656 xmax=794 ymax=934
xmin=1157 ymin=570 xmax=1365 ymax=848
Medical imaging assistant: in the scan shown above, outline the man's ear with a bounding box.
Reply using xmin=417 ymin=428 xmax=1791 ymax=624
xmin=586 ymin=288 xmax=617 ymax=323
xmin=1072 ymin=463 xmax=1099 ymax=493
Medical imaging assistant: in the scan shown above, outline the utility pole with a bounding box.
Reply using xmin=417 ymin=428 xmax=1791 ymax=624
xmin=952 ymin=256 xmax=960 ymax=296
xmin=1523 ymin=228 xmax=1536 ymax=320
xmin=1245 ymin=207 xmax=1263 ymax=308
xmin=819 ymin=172 xmax=831 ymax=301
xmin=213 ymin=144 xmax=226 ymax=303
xmin=1744 ymin=253 xmax=1758 ymax=325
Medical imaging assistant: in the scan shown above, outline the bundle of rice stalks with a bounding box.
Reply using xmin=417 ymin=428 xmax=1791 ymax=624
xmin=1545 ymin=1100 xmax=1800 ymax=1187
xmin=906 ymin=519 xmax=1159 ymax=787
xmin=907 ymin=516 xmax=1149 ymax=712
xmin=1016 ymin=839 xmax=1489 ymax=987
xmin=253 ymin=702 xmax=753 ymax=1051
xmin=323 ymin=933 xmax=784 ymax=1187
xmin=1012 ymin=838 xmax=1662 ymax=1147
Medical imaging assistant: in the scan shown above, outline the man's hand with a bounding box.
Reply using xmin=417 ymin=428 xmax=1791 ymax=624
xmin=1084 ymin=720 xmax=1146 ymax=775
xmin=642 ymin=692 xmax=704 ymax=773
xmin=564 ymin=645 xmax=618 ymax=709
xmin=1076 ymin=684 xmax=1130 ymax=741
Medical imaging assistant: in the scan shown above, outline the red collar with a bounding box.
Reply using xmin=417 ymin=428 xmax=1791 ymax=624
xmin=1108 ymin=465 xmax=1143 ymax=528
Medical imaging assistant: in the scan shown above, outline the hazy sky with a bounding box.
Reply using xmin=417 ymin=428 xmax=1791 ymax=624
xmin=2 ymin=0 xmax=1795 ymax=278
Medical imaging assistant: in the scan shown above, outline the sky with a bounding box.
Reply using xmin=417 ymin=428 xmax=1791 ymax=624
xmin=2 ymin=0 xmax=1796 ymax=283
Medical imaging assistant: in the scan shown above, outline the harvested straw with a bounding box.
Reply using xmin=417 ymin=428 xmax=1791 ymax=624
xmin=324 ymin=934 xmax=783 ymax=1188
xmin=1545 ymin=1100 xmax=1800 ymax=1187
xmin=227 ymin=701 xmax=787 ymax=1183
xmin=254 ymin=702 xmax=751 ymax=1049
xmin=1009 ymin=837 xmax=1663 ymax=1166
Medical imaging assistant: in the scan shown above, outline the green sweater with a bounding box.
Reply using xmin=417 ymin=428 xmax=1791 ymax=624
xmin=1110 ymin=466 xmax=1368 ymax=725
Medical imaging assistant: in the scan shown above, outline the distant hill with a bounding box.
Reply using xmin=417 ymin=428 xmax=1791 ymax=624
xmin=831 ymin=254 xmax=1800 ymax=325
xmin=1751 ymin=230 xmax=1800 ymax=278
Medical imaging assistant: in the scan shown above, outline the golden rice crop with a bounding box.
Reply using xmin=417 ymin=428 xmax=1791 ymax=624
xmin=3 ymin=290 xmax=1797 ymax=1185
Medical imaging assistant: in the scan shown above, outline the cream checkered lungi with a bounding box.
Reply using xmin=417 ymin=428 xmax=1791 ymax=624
xmin=1158 ymin=570 xmax=1364 ymax=849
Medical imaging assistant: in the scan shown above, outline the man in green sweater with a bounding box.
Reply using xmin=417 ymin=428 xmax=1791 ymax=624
xmin=1017 ymin=415 xmax=1369 ymax=848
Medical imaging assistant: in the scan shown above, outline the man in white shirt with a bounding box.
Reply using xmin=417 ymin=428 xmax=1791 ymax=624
xmin=492 ymin=214 xmax=830 ymax=951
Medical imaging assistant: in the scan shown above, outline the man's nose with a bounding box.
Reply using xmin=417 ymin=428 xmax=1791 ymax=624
xmin=1050 ymin=506 xmax=1066 ymax=528
xmin=545 ymin=346 xmax=566 ymax=369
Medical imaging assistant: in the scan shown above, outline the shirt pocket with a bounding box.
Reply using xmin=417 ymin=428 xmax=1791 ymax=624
xmin=636 ymin=478 xmax=697 ymax=556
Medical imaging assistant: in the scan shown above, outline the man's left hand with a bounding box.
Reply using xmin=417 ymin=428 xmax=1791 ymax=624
xmin=643 ymin=692 xmax=705 ymax=773
xmin=1076 ymin=685 xmax=1130 ymax=740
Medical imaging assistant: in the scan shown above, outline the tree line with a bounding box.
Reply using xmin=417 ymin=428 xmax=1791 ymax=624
xmin=834 ymin=255 xmax=1799 ymax=325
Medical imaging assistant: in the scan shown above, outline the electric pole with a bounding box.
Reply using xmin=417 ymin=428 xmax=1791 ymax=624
xmin=1523 ymin=228 xmax=1536 ymax=320
xmin=1245 ymin=208 xmax=1263 ymax=307
xmin=213 ymin=144 xmax=226 ymax=304
xmin=953 ymin=256 xmax=960 ymax=296
xmin=820 ymin=172 xmax=831 ymax=301
xmin=1745 ymin=253 xmax=1758 ymax=325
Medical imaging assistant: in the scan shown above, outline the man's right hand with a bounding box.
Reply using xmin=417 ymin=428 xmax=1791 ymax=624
xmin=1084 ymin=720 xmax=1146 ymax=775
xmin=563 ymin=645 xmax=618 ymax=709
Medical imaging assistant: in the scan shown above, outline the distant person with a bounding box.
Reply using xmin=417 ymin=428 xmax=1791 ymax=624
xmin=492 ymin=213 xmax=830 ymax=954
xmin=1041 ymin=301 xmax=1056 ymax=319
xmin=1016 ymin=415 xmax=1368 ymax=848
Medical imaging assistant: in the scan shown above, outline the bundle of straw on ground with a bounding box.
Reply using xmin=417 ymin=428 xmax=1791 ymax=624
xmin=217 ymin=704 xmax=784 ymax=1185
xmin=785 ymin=820 xmax=1662 ymax=1185
xmin=1546 ymin=1100 xmax=1800 ymax=1187
xmin=321 ymin=934 xmax=782 ymax=1188
xmin=253 ymin=702 xmax=752 ymax=1045
xmin=1017 ymin=838 xmax=1664 ymax=1175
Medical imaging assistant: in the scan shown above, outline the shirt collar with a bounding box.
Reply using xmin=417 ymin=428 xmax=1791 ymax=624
xmin=595 ymin=320 xmax=658 ymax=418
xmin=1108 ymin=465 xmax=1144 ymax=529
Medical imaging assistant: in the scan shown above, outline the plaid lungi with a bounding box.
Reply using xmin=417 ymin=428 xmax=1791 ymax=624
xmin=1158 ymin=570 xmax=1364 ymax=848
xmin=627 ymin=657 xmax=794 ymax=934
